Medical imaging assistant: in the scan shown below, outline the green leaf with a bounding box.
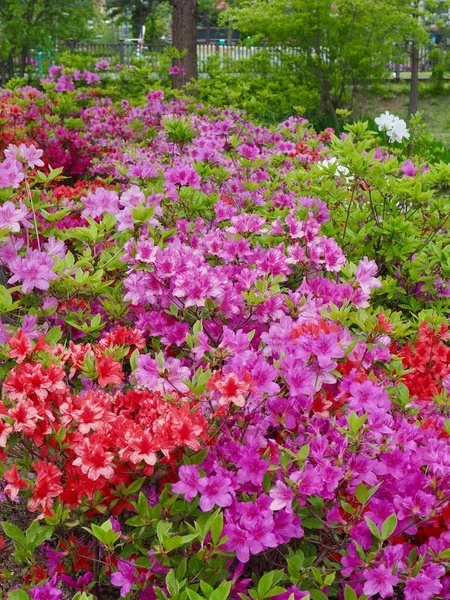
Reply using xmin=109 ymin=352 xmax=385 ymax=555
xmin=125 ymin=516 xmax=146 ymax=527
xmin=301 ymin=518 xmax=324 ymax=529
xmin=187 ymin=590 xmax=205 ymax=600
xmin=297 ymin=444 xmax=310 ymax=461
xmin=344 ymin=586 xmax=358 ymax=600
xmin=6 ymin=591 xmax=30 ymax=600
xmin=124 ymin=477 xmax=146 ymax=496
xmin=381 ymin=513 xmax=397 ymax=541
xmin=200 ymin=581 xmax=214 ymax=597
xmin=257 ymin=572 xmax=274 ymax=597
xmin=364 ymin=517 xmax=383 ymax=541
xmin=310 ymin=591 xmax=328 ymax=600
xmin=211 ymin=512 xmax=224 ymax=546
xmin=166 ymin=569 xmax=179 ymax=597
xmin=346 ymin=411 xmax=368 ymax=435
xmin=0 ymin=286 xmax=13 ymax=312
xmin=176 ymin=557 xmax=187 ymax=581
xmin=2 ymin=522 xmax=27 ymax=546
xmin=210 ymin=581 xmax=232 ymax=600
xmin=164 ymin=533 xmax=198 ymax=551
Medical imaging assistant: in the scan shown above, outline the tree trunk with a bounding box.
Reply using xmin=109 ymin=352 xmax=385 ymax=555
xmin=172 ymin=0 xmax=198 ymax=88
xmin=227 ymin=19 xmax=233 ymax=45
xmin=8 ymin=50 xmax=14 ymax=80
xmin=408 ymin=42 xmax=419 ymax=116
xmin=20 ymin=46 xmax=29 ymax=77
xmin=135 ymin=0 xmax=153 ymax=40
xmin=205 ymin=12 xmax=211 ymax=44
xmin=0 ymin=59 xmax=5 ymax=86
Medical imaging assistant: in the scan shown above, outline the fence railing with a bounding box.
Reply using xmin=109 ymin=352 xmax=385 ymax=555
xmin=64 ymin=39 xmax=446 ymax=76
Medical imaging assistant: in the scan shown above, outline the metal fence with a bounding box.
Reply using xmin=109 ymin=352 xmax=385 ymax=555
xmin=64 ymin=39 xmax=445 ymax=76
xmin=65 ymin=40 xmax=304 ymax=73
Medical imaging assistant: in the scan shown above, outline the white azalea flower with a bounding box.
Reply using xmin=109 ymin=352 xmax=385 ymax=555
xmin=375 ymin=111 xmax=409 ymax=143
xmin=387 ymin=116 xmax=410 ymax=143
xmin=319 ymin=156 xmax=350 ymax=179
xmin=375 ymin=111 xmax=396 ymax=131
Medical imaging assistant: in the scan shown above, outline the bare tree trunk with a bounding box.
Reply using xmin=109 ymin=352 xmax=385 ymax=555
xmin=136 ymin=0 xmax=153 ymax=39
xmin=172 ymin=0 xmax=198 ymax=88
xmin=408 ymin=42 xmax=419 ymax=116
xmin=227 ymin=18 xmax=233 ymax=44
xmin=20 ymin=46 xmax=29 ymax=77
xmin=8 ymin=50 xmax=14 ymax=80
xmin=205 ymin=13 xmax=211 ymax=44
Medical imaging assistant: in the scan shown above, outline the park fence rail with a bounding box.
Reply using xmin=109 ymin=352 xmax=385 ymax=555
xmin=64 ymin=39 xmax=445 ymax=78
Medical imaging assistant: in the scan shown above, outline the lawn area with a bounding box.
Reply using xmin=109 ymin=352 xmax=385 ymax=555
xmin=354 ymin=83 xmax=450 ymax=142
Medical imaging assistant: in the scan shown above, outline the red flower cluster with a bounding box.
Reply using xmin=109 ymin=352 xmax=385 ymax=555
xmin=399 ymin=322 xmax=450 ymax=401
xmin=1 ymin=327 xmax=209 ymax=515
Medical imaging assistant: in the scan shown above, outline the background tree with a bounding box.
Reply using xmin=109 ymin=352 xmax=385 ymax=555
xmin=0 ymin=0 xmax=94 ymax=83
xmin=107 ymin=0 xmax=198 ymax=84
xmin=106 ymin=0 xmax=156 ymax=38
xmin=227 ymin=0 xmax=434 ymax=125
xmin=172 ymin=0 xmax=198 ymax=87
xmin=407 ymin=0 xmax=450 ymax=116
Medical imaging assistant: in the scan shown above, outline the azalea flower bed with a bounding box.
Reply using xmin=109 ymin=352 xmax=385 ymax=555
xmin=0 ymin=79 xmax=449 ymax=600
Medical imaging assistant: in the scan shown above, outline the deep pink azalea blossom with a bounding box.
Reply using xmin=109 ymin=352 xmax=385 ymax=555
xmin=363 ymin=565 xmax=399 ymax=598
xmin=198 ymin=475 xmax=233 ymax=511
xmin=172 ymin=465 xmax=201 ymax=501
xmin=111 ymin=559 xmax=137 ymax=597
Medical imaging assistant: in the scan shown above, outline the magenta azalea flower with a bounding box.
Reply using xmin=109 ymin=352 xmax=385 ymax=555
xmin=111 ymin=559 xmax=137 ymax=597
xmin=29 ymin=575 xmax=63 ymax=600
xmin=198 ymin=475 xmax=233 ymax=512
xmin=404 ymin=573 xmax=443 ymax=600
xmin=363 ymin=565 xmax=399 ymax=598
xmin=172 ymin=465 xmax=201 ymax=501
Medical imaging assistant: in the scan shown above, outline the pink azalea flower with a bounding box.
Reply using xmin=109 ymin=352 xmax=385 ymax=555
xmin=111 ymin=559 xmax=136 ymax=597
xmin=8 ymin=249 xmax=57 ymax=293
xmin=81 ymin=188 xmax=120 ymax=219
xmin=269 ymin=480 xmax=294 ymax=512
xmin=0 ymin=201 xmax=31 ymax=232
xmin=400 ymin=159 xmax=418 ymax=178
xmin=0 ymin=157 xmax=24 ymax=188
xmin=172 ymin=465 xmax=201 ymax=501
xmin=363 ymin=565 xmax=399 ymax=598
xmin=197 ymin=475 xmax=233 ymax=512
xmin=356 ymin=257 xmax=382 ymax=294
xmin=404 ymin=573 xmax=442 ymax=600
xmin=5 ymin=143 xmax=44 ymax=169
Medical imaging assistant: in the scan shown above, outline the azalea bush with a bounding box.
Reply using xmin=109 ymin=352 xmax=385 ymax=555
xmin=0 ymin=85 xmax=449 ymax=600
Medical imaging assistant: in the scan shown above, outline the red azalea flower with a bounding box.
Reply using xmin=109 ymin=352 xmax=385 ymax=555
xmin=96 ymin=355 xmax=124 ymax=388
xmin=4 ymin=464 xmax=27 ymax=500
xmin=8 ymin=330 xmax=32 ymax=363
xmin=28 ymin=460 xmax=64 ymax=516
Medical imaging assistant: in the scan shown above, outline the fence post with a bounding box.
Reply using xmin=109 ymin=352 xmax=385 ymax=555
xmin=69 ymin=39 xmax=76 ymax=55
xmin=119 ymin=39 xmax=125 ymax=64
xmin=395 ymin=63 xmax=400 ymax=81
